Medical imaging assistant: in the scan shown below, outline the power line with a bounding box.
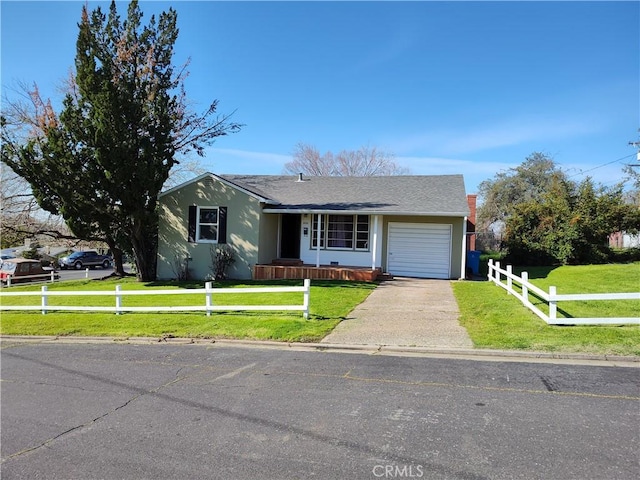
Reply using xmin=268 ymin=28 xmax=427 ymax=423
xmin=568 ymin=153 xmax=635 ymax=178
xmin=629 ymin=129 xmax=640 ymax=163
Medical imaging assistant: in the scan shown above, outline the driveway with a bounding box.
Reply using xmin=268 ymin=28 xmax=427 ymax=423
xmin=321 ymin=277 xmax=473 ymax=348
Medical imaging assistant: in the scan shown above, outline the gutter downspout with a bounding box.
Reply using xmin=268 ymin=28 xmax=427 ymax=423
xmin=460 ymin=216 xmax=467 ymax=280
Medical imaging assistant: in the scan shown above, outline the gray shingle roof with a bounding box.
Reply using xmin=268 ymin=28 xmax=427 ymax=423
xmin=219 ymin=174 xmax=469 ymax=216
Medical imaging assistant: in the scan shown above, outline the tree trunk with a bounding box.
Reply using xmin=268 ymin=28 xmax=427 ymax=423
xmin=130 ymin=219 xmax=158 ymax=282
xmin=104 ymin=237 xmax=127 ymax=277
xmin=111 ymin=247 xmax=126 ymax=276
xmin=131 ymin=246 xmax=156 ymax=281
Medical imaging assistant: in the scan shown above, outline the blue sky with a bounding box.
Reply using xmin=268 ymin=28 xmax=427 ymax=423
xmin=1 ymin=1 xmax=638 ymax=195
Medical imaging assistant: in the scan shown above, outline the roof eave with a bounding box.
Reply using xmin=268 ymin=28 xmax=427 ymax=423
xmin=159 ymin=172 xmax=277 ymax=204
xmin=262 ymin=208 xmax=469 ymax=217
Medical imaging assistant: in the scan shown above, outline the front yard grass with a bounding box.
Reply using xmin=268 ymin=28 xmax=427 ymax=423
xmin=453 ymin=262 xmax=640 ymax=356
xmin=0 ymin=278 xmax=377 ymax=342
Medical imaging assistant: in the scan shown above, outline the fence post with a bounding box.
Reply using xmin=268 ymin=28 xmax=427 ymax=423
xmin=85 ymin=268 xmax=90 ymax=278
xmin=487 ymin=259 xmax=493 ymax=282
xmin=115 ymin=285 xmax=122 ymax=315
xmin=205 ymin=281 xmax=213 ymax=317
xmin=50 ymin=270 xmax=55 ymax=282
xmin=495 ymin=261 xmax=501 ymax=284
xmin=303 ymin=278 xmax=310 ymax=319
xmin=506 ymin=265 xmax=513 ymax=295
xmin=521 ymin=271 xmax=529 ymax=305
xmin=549 ymin=286 xmax=557 ymax=323
xmin=41 ymin=285 xmax=48 ymax=315
xmin=7 ymin=275 xmax=11 ymax=287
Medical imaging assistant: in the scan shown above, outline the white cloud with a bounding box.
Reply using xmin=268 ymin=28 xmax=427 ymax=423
xmin=396 ymin=155 xmax=517 ymax=194
xmin=397 ymin=155 xmax=513 ymax=176
xmin=200 ymin=147 xmax=292 ymax=174
xmin=197 ymin=148 xmax=518 ymax=193
xmin=391 ymin=115 xmax=603 ymax=156
xmin=352 ymin=32 xmax=417 ymax=72
xmin=205 ymin=147 xmax=291 ymax=164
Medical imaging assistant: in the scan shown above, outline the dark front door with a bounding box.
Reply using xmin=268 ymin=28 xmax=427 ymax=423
xmin=280 ymin=214 xmax=301 ymax=259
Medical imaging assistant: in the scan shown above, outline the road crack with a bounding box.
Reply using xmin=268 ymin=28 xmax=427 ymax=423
xmin=2 ymin=367 xmax=191 ymax=463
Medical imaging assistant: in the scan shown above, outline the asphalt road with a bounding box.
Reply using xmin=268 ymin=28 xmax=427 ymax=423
xmin=55 ymin=264 xmax=130 ymax=282
xmin=1 ymin=341 xmax=638 ymax=480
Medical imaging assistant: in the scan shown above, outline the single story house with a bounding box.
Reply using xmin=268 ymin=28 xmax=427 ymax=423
xmin=157 ymin=173 xmax=472 ymax=281
xmin=609 ymin=231 xmax=640 ymax=249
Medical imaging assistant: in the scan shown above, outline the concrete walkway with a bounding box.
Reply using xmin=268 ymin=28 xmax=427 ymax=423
xmin=321 ymin=277 xmax=474 ymax=348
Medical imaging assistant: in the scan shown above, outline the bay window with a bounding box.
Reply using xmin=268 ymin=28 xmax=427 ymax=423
xmin=312 ymin=214 xmax=369 ymax=251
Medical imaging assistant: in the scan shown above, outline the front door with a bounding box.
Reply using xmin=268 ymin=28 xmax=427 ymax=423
xmin=280 ymin=214 xmax=301 ymax=259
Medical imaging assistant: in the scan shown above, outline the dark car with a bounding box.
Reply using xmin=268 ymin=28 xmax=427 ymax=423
xmin=0 ymin=258 xmax=60 ymax=285
xmin=58 ymin=251 xmax=112 ymax=270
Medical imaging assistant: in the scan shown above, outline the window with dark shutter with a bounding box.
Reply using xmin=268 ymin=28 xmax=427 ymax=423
xmin=218 ymin=207 xmax=227 ymax=244
xmin=188 ymin=206 xmax=228 ymax=243
xmin=188 ymin=205 xmax=197 ymax=243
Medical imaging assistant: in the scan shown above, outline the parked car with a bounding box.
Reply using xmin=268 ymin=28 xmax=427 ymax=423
xmin=0 ymin=255 xmax=15 ymax=270
xmin=0 ymin=258 xmax=60 ymax=285
xmin=58 ymin=251 xmax=112 ymax=270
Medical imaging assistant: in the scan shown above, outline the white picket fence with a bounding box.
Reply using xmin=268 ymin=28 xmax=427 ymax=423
xmin=1 ymin=271 xmax=59 ymax=287
xmin=0 ymin=279 xmax=311 ymax=319
xmin=487 ymin=259 xmax=639 ymax=325
xmin=1 ymin=268 xmax=93 ymax=287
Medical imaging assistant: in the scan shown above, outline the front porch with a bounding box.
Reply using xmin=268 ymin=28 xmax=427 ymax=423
xmin=253 ymin=260 xmax=385 ymax=282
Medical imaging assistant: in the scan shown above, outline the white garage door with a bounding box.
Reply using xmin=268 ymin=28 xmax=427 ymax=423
xmin=387 ymin=223 xmax=452 ymax=279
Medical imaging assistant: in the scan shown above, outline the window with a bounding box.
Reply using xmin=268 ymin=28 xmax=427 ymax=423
xmin=312 ymin=214 xmax=369 ymax=251
xmin=188 ymin=206 xmax=227 ymax=244
xmin=198 ymin=207 xmax=219 ymax=242
xmin=328 ymin=215 xmax=354 ymax=248
xmin=355 ymin=215 xmax=369 ymax=250
xmin=311 ymin=214 xmax=325 ymax=248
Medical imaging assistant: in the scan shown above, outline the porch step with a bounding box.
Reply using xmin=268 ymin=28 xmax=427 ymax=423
xmin=376 ymin=272 xmax=394 ymax=281
xmin=271 ymin=258 xmax=304 ymax=266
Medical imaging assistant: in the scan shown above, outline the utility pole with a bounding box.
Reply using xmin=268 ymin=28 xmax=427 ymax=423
xmin=629 ymin=129 xmax=640 ymax=165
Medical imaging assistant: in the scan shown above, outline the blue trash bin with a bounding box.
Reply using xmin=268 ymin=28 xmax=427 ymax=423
xmin=466 ymin=250 xmax=481 ymax=276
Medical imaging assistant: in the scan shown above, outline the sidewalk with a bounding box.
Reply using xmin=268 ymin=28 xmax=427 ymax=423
xmin=321 ymin=277 xmax=474 ymax=348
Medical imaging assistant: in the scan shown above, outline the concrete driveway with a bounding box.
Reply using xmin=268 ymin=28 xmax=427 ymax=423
xmin=321 ymin=277 xmax=473 ymax=348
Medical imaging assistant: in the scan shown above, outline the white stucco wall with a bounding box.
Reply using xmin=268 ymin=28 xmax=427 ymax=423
xmin=297 ymin=214 xmax=383 ymax=269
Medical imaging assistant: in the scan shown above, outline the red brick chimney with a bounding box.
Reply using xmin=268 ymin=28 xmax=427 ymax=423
xmin=466 ymin=194 xmax=477 ymax=251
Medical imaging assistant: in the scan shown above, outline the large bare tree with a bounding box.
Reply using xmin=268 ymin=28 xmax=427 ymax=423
xmin=0 ymin=165 xmax=67 ymax=249
xmin=283 ymin=143 xmax=408 ymax=176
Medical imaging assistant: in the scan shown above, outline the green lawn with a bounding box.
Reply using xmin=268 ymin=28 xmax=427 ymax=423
xmin=2 ymin=264 xmax=639 ymax=356
xmin=0 ymin=278 xmax=377 ymax=342
xmin=453 ymin=262 xmax=640 ymax=356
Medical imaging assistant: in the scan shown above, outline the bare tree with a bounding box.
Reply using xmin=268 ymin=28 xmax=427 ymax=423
xmin=283 ymin=143 xmax=408 ymax=176
xmin=0 ymin=163 xmax=100 ymax=249
xmin=0 ymin=101 xmax=74 ymax=249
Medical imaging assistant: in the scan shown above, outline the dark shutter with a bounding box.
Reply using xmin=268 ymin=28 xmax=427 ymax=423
xmin=188 ymin=205 xmax=197 ymax=243
xmin=218 ymin=207 xmax=227 ymax=244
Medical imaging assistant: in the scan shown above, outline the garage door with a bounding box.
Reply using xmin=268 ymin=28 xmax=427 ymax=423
xmin=387 ymin=223 xmax=452 ymax=279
